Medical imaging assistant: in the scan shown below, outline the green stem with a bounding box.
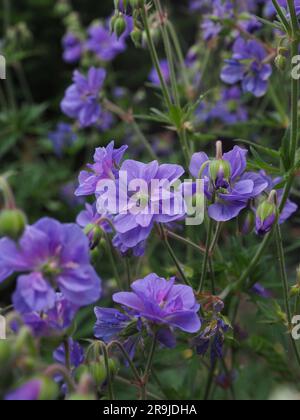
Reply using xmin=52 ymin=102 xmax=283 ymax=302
xmin=198 ymin=217 xmax=214 ymax=293
xmin=287 ymin=0 xmax=299 ymax=34
xmin=289 ymin=39 xmax=299 ymax=161
xmin=108 ymin=341 xmax=142 ymax=384
xmin=165 ymin=230 xmax=205 ymax=255
xmin=275 ymin=223 xmax=300 ymax=367
xmin=141 ymin=5 xmax=172 ymax=109
xmin=132 ymin=120 xmax=158 ymax=161
xmin=141 ymin=333 xmax=157 ymax=400
xmin=166 ymin=21 xmax=191 ymax=95
xmin=203 ymin=362 xmax=217 ymax=401
xmin=160 ymin=225 xmax=191 ymax=286
xmin=101 ymin=343 xmax=115 ymax=400
xmin=272 ymin=0 xmax=292 ymax=35
xmin=104 ymin=234 xmax=123 ymax=291
xmin=154 ymin=0 xmax=180 ymax=107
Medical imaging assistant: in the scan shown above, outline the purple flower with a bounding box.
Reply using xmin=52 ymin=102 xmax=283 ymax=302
xmin=75 ymin=141 xmax=128 ymax=197
xmin=196 ymin=87 xmax=248 ymax=125
xmin=258 ymin=171 xmax=298 ymax=225
xmin=190 ymin=144 xmax=268 ymax=222
xmin=94 ymin=307 xmax=132 ymax=343
xmin=111 ymin=160 xmax=186 ymax=256
xmin=86 ymin=19 xmax=132 ymax=62
xmin=221 ymin=37 xmax=272 ymax=97
xmin=5 ymin=380 xmax=43 ymax=401
xmin=194 ymin=301 xmax=230 ymax=365
xmin=61 ymin=67 xmax=106 ymax=127
xmin=62 ymin=33 xmax=83 ymax=64
xmin=17 ymin=294 xmax=78 ymax=337
xmin=149 ymin=59 xmax=170 ymax=86
xmin=77 ymin=203 xmax=112 ymax=247
xmin=0 ymin=218 xmax=101 ymax=313
xmin=60 ymin=181 xmax=85 ymax=209
xmin=48 ymin=123 xmax=77 ymax=157
xmin=113 ymin=274 xmax=201 ymax=333
xmin=53 ymin=339 xmax=84 ymax=368
xmin=264 ymin=0 xmax=300 ymax=17
xmin=252 ymin=283 xmax=273 ymax=299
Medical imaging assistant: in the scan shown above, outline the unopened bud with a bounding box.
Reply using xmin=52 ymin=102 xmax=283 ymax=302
xmin=131 ymin=27 xmax=143 ymax=47
xmin=275 ymin=54 xmax=287 ymax=71
xmin=255 ymin=191 xmax=277 ymax=236
xmin=114 ymin=14 xmax=127 ymax=39
xmin=0 ymin=209 xmax=27 ymax=240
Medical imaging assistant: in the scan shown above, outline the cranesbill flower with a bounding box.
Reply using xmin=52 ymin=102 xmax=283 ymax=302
xmin=94 ymin=307 xmax=132 ymax=343
xmin=190 ymin=143 xmax=268 ymax=222
xmin=75 ymin=141 xmax=128 ymax=197
xmin=54 ymin=339 xmax=84 ymax=368
xmin=113 ymin=273 xmax=201 ymax=334
xmin=62 ymin=33 xmax=83 ymax=64
xmin=77 ymin=203 xmax=112 ymax=248
xmin=149 ymin=59 xmax=170 ymax=86
xmin=61 ymin=67 xmax=106 ymax=127
xmin=111 ymin=160 xmax=186 ymax=256
xmin=252 ymin=283 xmax=273 ymax=299
xmin=0 ymin=218 xmax=101 ymax=313
xmin=221 ymin=37 xmax=272 ymax=97
xmin=48 ymin=123 xmax=77 ymax=157
xmin=86 ymin=19 xmax=132 ymax=62
xmin=16 ymin=294 xmax=78 ymax=337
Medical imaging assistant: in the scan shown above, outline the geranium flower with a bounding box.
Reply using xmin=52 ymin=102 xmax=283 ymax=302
xmin=190 ymin=143 xmax=268 ymax=222
xmin=111 ymin=160 xmax=186 ymax=256
xmin=221 ymin=37 xmax=272 ymax=97
xmin=0 ymin=218 xmax=101 ymax=313
xmin=75 ymin=141 xmax=128 ymax=197
xmin=61 ymin=67 xmax=106 ymax=127
xmin=62 ymin=33 xmax=83 ymax=64
xmin=113 ymin=273 xmax=201 ymax=334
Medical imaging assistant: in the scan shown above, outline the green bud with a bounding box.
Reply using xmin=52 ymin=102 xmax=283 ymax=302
xmin=256 ymin=200 xmax=276 ymax=223
xmin=275 ymin=54 xmax=287 ymax=71
xmin=131 ymin=27 xmax=143 ymax=47
xmin=84 ymin=223 xmax=103 ymax=249
xmin=110 ymin=13 xmax=118 ymax=34
xmin=88 ymin=362 xmax=107 ymax=386
xmin=0 ymin=209 xmax=27 ymax=240
xmin=290 ymin=284 xmax=300 ymax=297
xmin=209 ymin=159 xmax=231 ymax=185
xmin=114 ymin=14 xmax=127 ymax=39
xmin=54 ymin=0 xmax=72 ymax=16
xmin=38 ymin=376 xmax=59 ymax=401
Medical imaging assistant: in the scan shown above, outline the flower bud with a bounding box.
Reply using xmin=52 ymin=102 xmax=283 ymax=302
xmin=238 ymin=210 xmax=255 ymax=235
xmin=131 ymin=27 xmax=143 ymax=47
xmin=275 ymin=54 xmax=287 ymax=71
xmin=88 ymin=362 xmax=106 ymax=386
xmin=84 ymin=223 xmax=103 ymax=249
xmin=255 ymin=193 xmax=277 ymax=236
xmin=114 ymin=14 xmax=127 ymax=39
xmin=38 ymin=377 xmax=59 ymax=401
xmin=209 ymin=159 xmax=231 ymax=188
xmin=0 ymin=209 xmax=27 ymax=240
